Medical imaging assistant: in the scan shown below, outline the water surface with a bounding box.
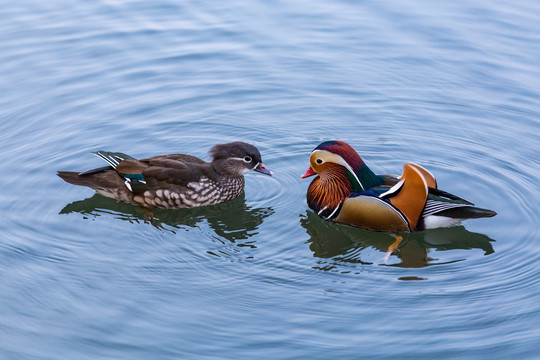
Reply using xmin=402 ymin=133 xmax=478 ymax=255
xmin=1 ymin=0 xmax=539 ymax=359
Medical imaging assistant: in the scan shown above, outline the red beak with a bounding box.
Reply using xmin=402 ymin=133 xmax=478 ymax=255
xmin=301 ymin=167 xmax=317 ymax=179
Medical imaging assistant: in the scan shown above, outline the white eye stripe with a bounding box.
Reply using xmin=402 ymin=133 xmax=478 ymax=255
xmin=311 ymin=150 xmax=364 ymax=190
xmin=230 ymin=156 xmax=253 ymax=163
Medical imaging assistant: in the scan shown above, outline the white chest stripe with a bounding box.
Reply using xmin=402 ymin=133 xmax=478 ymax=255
xmin=317 ymin=206 xmax=328 ymax=215
xmin=317 ymin=204 xmax=342 ymax=219
xmin=327 ymin=204 xmax=341 ymax=219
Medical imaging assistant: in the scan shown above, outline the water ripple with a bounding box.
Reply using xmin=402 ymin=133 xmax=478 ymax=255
xmin=2 ymin=0 xmax=540 ymax=358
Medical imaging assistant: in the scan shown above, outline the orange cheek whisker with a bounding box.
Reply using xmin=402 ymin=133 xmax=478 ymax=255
xmin=307 ymin=165 xmax=352 ymax=210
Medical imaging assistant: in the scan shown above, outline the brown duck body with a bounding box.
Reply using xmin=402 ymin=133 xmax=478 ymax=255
xmin=58 ymin=142 xmax=272 ymax=209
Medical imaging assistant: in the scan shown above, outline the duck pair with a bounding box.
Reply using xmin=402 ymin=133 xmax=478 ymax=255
xmin=58 ymin=140 xmax=496 ymax=232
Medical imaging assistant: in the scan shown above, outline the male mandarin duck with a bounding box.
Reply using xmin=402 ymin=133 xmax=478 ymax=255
xmin=301 ymin=140 xmax=496 ymax=232
xmin=58 ymin=142 xmax=272 ymax=209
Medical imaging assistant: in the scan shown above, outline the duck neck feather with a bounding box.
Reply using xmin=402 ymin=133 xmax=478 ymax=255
xmin=307 ymin=165 xmax=352 ymax=212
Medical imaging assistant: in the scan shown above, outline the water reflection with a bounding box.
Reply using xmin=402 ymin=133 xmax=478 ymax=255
xmin=60 ymin=193 xmax=274 ymax=244
xmin=300 ymin=211 xmax=494 ymax=269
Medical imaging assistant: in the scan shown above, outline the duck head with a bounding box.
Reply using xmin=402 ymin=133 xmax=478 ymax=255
xmin=301 ymin=141 xmax=380 ymax=212
xmin=301 ymin=141 xmax=379 ymax=190
xmin=210 ymin=141 xmax=272 ymax=177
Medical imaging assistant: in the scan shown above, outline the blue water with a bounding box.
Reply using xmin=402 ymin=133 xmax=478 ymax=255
xmin=1 ymin=0 xmax=540 ymax=358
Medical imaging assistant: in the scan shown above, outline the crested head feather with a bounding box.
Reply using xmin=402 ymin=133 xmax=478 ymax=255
xmin=208 ymin=141 xmax=272 ymax=177
xmin=209 ymin=141 xmax=262 ymax=163
xmin=314 ymin=141 xmax=365 ymax=171
xmin=311 ymin=140 xmax=381 ymax=191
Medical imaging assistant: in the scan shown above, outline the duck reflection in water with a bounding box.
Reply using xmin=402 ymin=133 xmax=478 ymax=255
xmin=60 ymin=193 xmax=273 ymax=244
xmin=301 ymin=211 xmax=494 ymax=268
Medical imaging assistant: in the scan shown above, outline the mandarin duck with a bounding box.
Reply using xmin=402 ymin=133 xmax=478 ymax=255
xmin=58 ymin=142 xmax=272 ymax=209
xmin=301 ymin=140 xmax=496 ymax=232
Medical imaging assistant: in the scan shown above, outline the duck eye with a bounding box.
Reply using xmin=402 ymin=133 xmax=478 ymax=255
xmin=243 ymin=156 xmax=252 ymax=163
xmin=316 ymin=158 xmax=323 ymax=164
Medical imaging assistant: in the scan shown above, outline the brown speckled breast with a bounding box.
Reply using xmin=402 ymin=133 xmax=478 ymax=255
xmin=132 ymin=176 xmax=245 ymax=209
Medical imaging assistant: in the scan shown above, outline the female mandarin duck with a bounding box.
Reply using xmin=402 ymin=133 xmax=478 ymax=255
xmin=301 ymin=140 xmax=496 ymax=232
xmin=58 ymin=142 xmax=272 ymax=209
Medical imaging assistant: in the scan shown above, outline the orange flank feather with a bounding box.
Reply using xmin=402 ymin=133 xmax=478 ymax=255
xmin=388 ymin=164 xmax=429 ymax=230
xmin=409 ymin=163 xmax=437 ymax=189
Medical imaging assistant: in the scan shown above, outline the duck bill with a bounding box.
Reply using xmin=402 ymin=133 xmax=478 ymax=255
xmin=301 ymin=167 xmax=316 ymax=179
xmin=254 ymin=162 xmax=273 ymax=176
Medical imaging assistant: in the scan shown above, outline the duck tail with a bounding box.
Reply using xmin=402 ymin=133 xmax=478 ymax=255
xmin=57 ymin=171 xmax=91 ymax=187
xmin=57 ymin=166 xmax=113 ymax=187
xmin=437 ymin=206 xmax=497 ymax=219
